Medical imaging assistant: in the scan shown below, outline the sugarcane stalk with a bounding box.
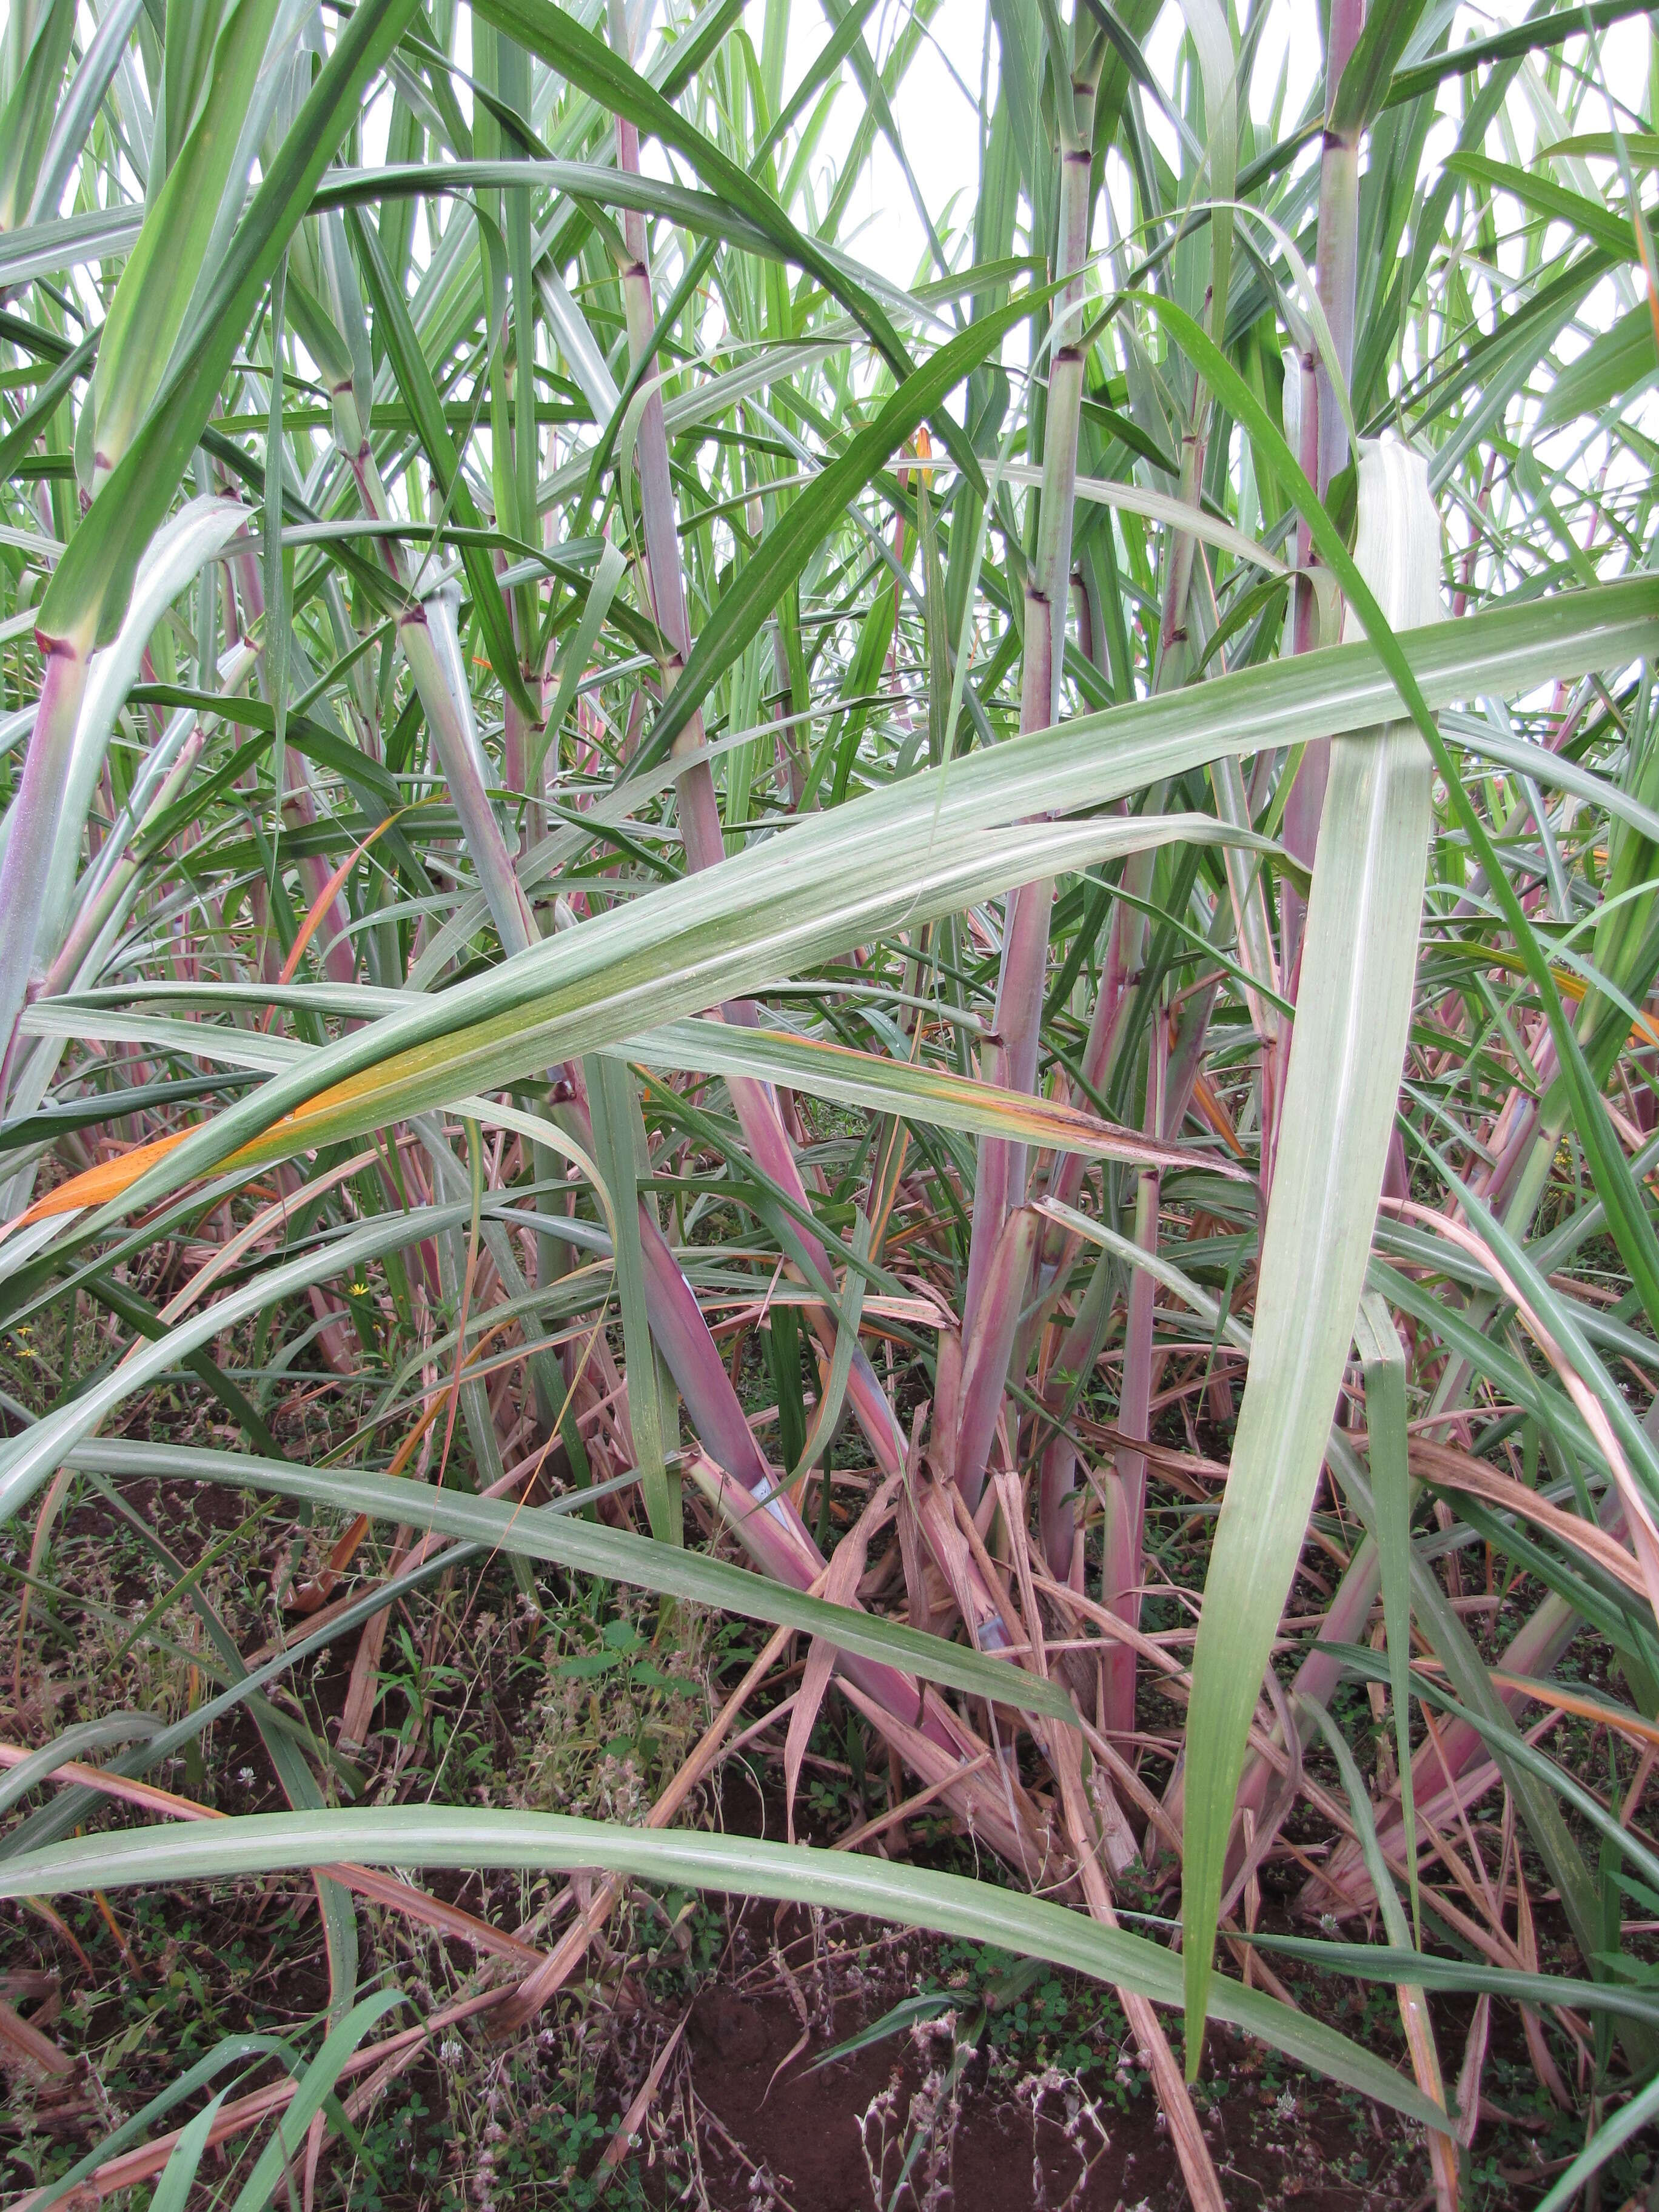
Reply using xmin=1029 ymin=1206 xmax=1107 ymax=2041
xmin=956 ymin=24 xmax=1106 ymax=1457
xmin=1039 ymin=395 xmax=1214 ymax=1242
xmin=1097 ymin=1024 xmax=1165 ymax=1738
xmin=503 ymin=569 xmax=538 ymax=853
xmin=1025 ymin=387 xmax=1216 ymax=1584
xmin=1277 ymin=0 xmax=1366 ymax=974
xmin=320 ymin=220 xmax=867 ymax=1555
xmin=603 ymin=0 xmax=913 ymax=1478
xmin=607 ymin=0 xmax=725 ymax=877
xmin=330 ymin=217 xmax=988 ymax=1747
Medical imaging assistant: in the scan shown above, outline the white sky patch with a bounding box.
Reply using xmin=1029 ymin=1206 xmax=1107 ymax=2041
xmin=757 ymin=1 xmax=1651 ymax=292
xmin=103 ymin=0 xmax=1647 ymax=566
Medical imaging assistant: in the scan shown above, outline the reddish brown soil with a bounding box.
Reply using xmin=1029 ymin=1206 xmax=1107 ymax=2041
xmin=662 ymin=1972 xmax=1428 ymax=2212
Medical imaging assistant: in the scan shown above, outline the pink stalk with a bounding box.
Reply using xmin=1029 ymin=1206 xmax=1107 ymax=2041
xmin=683 ymin=1453 xmax=960 ymax=1757
xmin=1035 ymin=1244 xmax=1122 ymax=1581
xmin=636 ymin=1219 xmax=778 ymax=1491
xmin=1039 ymin=382 xmax=1216 ymax=1252
xmin=1027 ymin=411 xmax=1221 ymax=1563
xmin=961 ymin=865 xmax=1055 ymax=1337
xmin=1275 ymin=0 xmax=1366 ymax=982
xmin=1163 ymin=973 xmax=1225 ymax=1141
xmin=1475 ymin=1033 xmax=1561 ymax=1212
xmin=1037 ymin=1430 xmax=1082 ymax=1586
xmin=958 ymin=37 xmax=1105 ymax=1355
xmin=1050 ymin=916 xmax=1144 ymax=1216
xmin=372 ymin=475 xmax=957 ymax=1759
xmin=608 ymin=23 xmax=724 ymax=875
xmin=603 ymin=2 xmax=911 ymax=1480
xmin=317 ymin=236 xmax=863 ymax=1584
xmin=1312 ymin=1 xmax=1365 ymax=499
xmin=1097 ymin=1026 xmax=1165 ymax=1737
xmin=956 ymin=1208 xmax=1041 ymax=1507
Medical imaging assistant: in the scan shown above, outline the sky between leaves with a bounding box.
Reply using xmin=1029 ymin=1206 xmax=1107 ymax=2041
xmin=341 ymin=0 xmax=1659 ymax=643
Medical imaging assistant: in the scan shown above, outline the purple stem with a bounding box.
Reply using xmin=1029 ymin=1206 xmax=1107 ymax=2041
xmin=611 ymin=104 xmax=726 ymax=875
xmin=605 ymin=13 xmax=908 ymax=1481
xmin=957 ymin=41 xmax=1104 ymax=1367
xmin=1277 ymin=0 xmax=1364 ymax=980
xmin=956 ymin=1208 xmax=1041 ymax=1509
xmin=1098 ymin=1028 xmax=1165 ymax=1737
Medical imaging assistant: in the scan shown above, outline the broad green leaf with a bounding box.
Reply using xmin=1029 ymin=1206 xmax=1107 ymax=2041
xmin=25 ymin=817 xmax=1255 ymax=1229
xmin=35 ymin=582 xmax=1659 ymax=1248
xmin=0 ymin=1804 xmax=1451 ymax=2128
xmin=25 ymin=0 xmax=147 ymax=224
xmin=1242 ymin=1932 xmax=1659 ymax=2028
xmin=86 ymin=0 xmax=285 ymax=483
xmin=0 ymin=1711 xmax=164 ymax=1818
xmin=1538 ymin=302 xmax=1658 ymax=427
xmin=1530 ymin=2073 xmax=1659 ymax=2212
xmin=1180 ymin=440 xmax=1442 ymax=2067
xmin=585 ymin=1053 xmax=677 ymax=1542
xmin=1382 ymin=4 xmax=1649 ymax=112
xmin=620 ymin=1018 xmax=1236 ymax=1175
xmin=0 ymin=0 xmax=76 ymax=229
xmin=61 ymin=1436 xmax=1081 ymax=1725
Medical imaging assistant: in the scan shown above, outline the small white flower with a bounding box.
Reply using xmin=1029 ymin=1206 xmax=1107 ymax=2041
xmin=236 ymin=1766 xmax=255 ymax=1785
xmin=1276 ymin=2089 xmax=1298 ymax=2120
xmin=439 ymin=2038 xmax=464 ymax=2064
